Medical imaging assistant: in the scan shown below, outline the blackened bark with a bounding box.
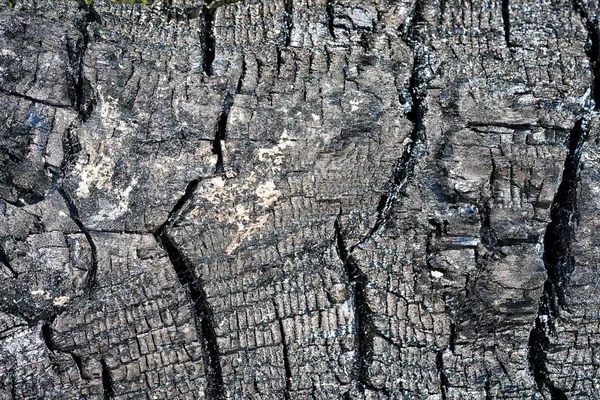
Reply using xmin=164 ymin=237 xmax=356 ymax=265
xmin=0 ymin=0 xmax=598 ymax=398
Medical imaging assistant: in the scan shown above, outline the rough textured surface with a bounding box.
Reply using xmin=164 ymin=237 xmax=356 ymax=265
xmin=0 ymin=0 xmax=599 ymax=398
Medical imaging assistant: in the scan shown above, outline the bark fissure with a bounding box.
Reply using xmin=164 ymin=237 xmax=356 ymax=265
xmin=436 ymin=350 xmax=449 ymax=400
xmin=0 ymin=88 xmax=71 ymax=108
xmin=41 ymin=322 xmax=55 ymax=352
xmin=326 ymin=0 xmax=335 ymax=39
xmin=70 ymin=352 xmax=87 ymax=380
xmin=202 ymin=7 xmax=216 ymax=76
xmin=467 ymin=122 xmax=571 ymax=132
xmin=58 ymin=188 xmax=98 ymax=293
xmin=335 ymin=219 xmax=373 ymax=392
xmin=100 ymin=359 xmax=115 ymax=400
xmin=352 ymin=2 xmax=429 ymax=251
xmin=42 ymin=322 xmax=89 ymax=380
xmin=154 ymin=179 xmax=225 ymax=400
xmin=501 ymin=0 xmax=511 ymax=48
xmin=273 ymin=301 xmax=292 ymax=400
xmin=213 ymin=91 xmax=234 ymax=174
xmin=73 ymin=2 xmax=99 ymax=121
xmin=572 ymin=0 xmax=600 ymax=109
xmin=528 ymin=117 xmax=587 ymax=399
xmin=283 ymin=0 xmax=293 ymax=47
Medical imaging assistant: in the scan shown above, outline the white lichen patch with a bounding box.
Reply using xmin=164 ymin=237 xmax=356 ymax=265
xmin=52 ymin=296 xmax=71 ymax=306
xmin=31 ymin=290 xmax=52 ymax=300
xmin=0 ymin=49 xmax=17 ymax=57
xmin=86 ymin=178 xmax=138 ymax=226
xmin=99 ymin=93 xmax=120 ymax=121
xmin=199 ymin=176 xmax=227 ymax=204
xmin=75 ymin=153 xmax=114 ymax=198
xmin=230 ymin=204 xmax=251 ymax=227
xmin=226 ymin=214 xmax=269 ymax=255
xmin=255 ymin=130 xmax=296 ymax=173
xmin=431 ymin=270 xmax=444 ymax=279
xmin=117 ymin=178 xmax=138 ymax=213
xmin=255 ymin=180 xmax=280 ymax=207
xmin=74 ymin=101 xmax=133 ymax=198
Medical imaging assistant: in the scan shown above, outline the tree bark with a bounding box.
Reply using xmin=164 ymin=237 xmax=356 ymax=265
xmin=0 ymin=0 xmax=599 ymax=398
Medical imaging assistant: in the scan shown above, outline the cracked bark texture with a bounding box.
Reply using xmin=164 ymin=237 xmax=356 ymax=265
xmin=0 ymin=0 xmax=599 ymax=399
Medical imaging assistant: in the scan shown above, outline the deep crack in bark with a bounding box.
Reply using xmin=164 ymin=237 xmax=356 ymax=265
xmin=213 ymin=91 xmax=234 ymax=174
xmin=202 ymin=7 xmax=216 ymax=76
xmin=436 ymin=350 xmax=449 ymax=400
xmin=501 ymin=0 xmax=511 ymax=48
xmin=326 ymin=0 xmax=335 ymax=39
xmin=273 ymin=300 xmax=292 ymax=400
xmin=154 ymin=179 xmax=225 ymax=400
xmin=528 ymin=117 xmax=587 ymax=399
xmin=353 ymin=0 xmax=429 ymax=251
xmin=335 ymin=218 xmax=373 ymax=393
xmin=283 ymin=0 xmax=293 ymax=47
xmin=573 ymin=0 xmax=600 ymax=109
xmin=0 ymin=88 xmax=71 ymax=109
xmin=41 ymin=322 xmax=55 ymax=352
xmin=64 ymin=2 xmax=99 ymax=121
xmin=57 ymin=188 xmax=98 ymax=293
xmin=100 ymin=359 xmax=115 ymax=400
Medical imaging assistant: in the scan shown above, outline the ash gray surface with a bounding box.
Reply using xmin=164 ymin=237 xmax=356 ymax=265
xmin=1 ymin=0 xmax=599 ymax=398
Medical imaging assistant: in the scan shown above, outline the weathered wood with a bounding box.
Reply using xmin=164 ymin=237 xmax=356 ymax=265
xmin=1 ymin=0 xmax=599 ymax=398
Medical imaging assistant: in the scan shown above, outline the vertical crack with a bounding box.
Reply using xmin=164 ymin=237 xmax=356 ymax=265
xmin=353 ymin=0 xmax=431 ymax=251
xmin=72 ymin=2 xmax=99 ymax=121
xmin=202 ymin=7 xmax=216 ymax=76
xmin=213 ymin=91 xmax=234 ymax=174
xmin=41 ymin=322 xmax=55 ymax=352
xmin=236 ymin=57 xmax=245 ymax=95
xmin=528 ymin=117 xmax=587 ymax=399
xmin=501 ymin=0 xmax=511 ymax=48
xmin=573 ymin=0 xmax=600 ymax=109
xmin=100 ymin=359 xmax=115 ymax=400
xmin=58 ymin=188 xmax=98 ymax=293
xmin=70 ymin=352 xmax=87 ymax=380
xmin=484 ymin=376 xmax=492 ymax=400
xmin=448 ymin=322 xmax=456 ymax=353
xmin=154 ymin=179 xmax=225 ymax=400
xmin=10 ymin=370 xmax=16 ymax=399
xmin=273 ymin=300 xmax=292 ymax=400
xmin=283 ymin=0 xmax=293 ymax=47
xmin=326 ymin=0 xmax=336 ymax=39
xmin=436 ymin=351 xmax=449 ymax=400
xmin=335 ymin=218 xmax=373 ymax=392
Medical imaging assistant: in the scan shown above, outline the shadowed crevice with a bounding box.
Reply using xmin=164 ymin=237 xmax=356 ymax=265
xmin=353 ymin=0 xmax=430 ymax=251
xmin=100 ymin=359 xmax=115 ymax=400
xmin=528 ymin=117 xmax=587 ymax=399
xmin=501 ymin=0 xmax=511 ymax=48
xmin=273 ymin=301 xmax=292 ymax=400
xmin=326 ymin=0 xmax=335 ymax=39
xmin=57 ymin=188 xmax=98 ymax=293
xmin=41 ymin=322 xmax=55 ymax=352
xmin=213 ymin=91 xmax=234 ymax=174
xmin=283 ymin=0 xmax=293 ymax=47
xmin=153 ymin=179 xmax=225 ymax=399
xmin=335 ymin=218 xmax=373 ymax=393
xmin=202 ymin=7 xmax=216 ymax=76
xmin=573 ymin=0 xmax=600 ymax=109
xmin=0 ymin=88 xmax=72 ymax=108
xmin=436 ymin=351 xmax=449 ymax=400
xmin=72 ymin=2 xmax=100 ymax=121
